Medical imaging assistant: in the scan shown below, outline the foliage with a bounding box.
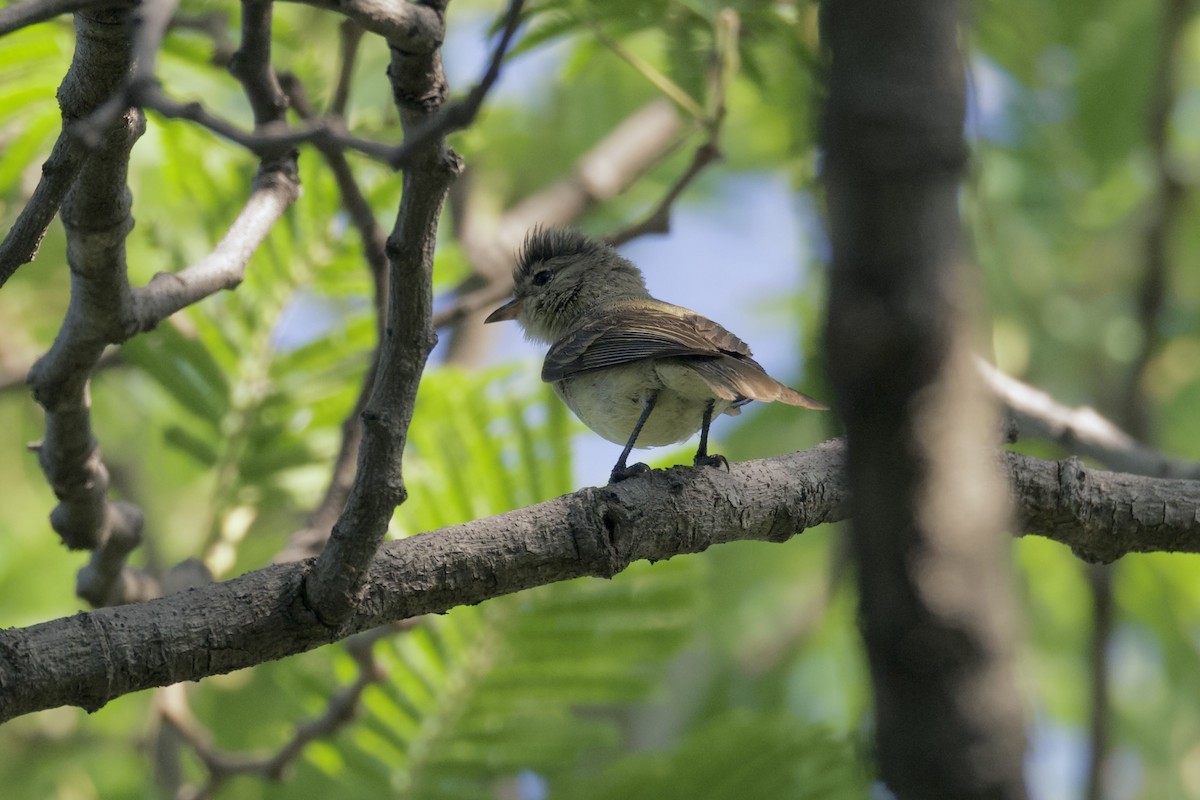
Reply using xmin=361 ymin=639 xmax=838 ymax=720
xmin=1 ymin=0 xmax=1199 ymax=798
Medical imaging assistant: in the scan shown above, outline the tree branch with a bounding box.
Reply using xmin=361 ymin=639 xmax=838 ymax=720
xmin=229 ymin=0 xmax=290 ymax=129
xmin=279 ymin=0 xmax=442 ymax=44
xmin=0 ymin=0 xmax=132 ymax=35
xmin=1008 ymin=453 xmax=1200 ymax=562
xmin=604 ymin=141 xmax=720 ymax=247
xmin=284 ymin=0 xmax=533 ymax=559
xmin=25 ymin=8 xmax=155 ymax=607
xmin=134 ymin=173 xmax=299 ymax=326
xmin=169 ymin=11 xmax=237 ymax=67
xmin=604 ymin=9 xmax=737 ymax=247
xmin=0 ymin=130 xmax=90 ymax=286
xmin=387 ymin=0 xmax=524 ymax=162
xmin=69 ymin=0 xmax=180 ymax=148
xmin=23 ymin=5 xmax=301 ymax=608
xmin=53 ymin=1 xmax=517 ymax=173
xmin=274 ymin=71 xmax=389 ymax=562
xmin=980 ymin=357 xmax=1200 ymax=479
xmin=2 ymin=442 xmax=1198 ymax=722
xmin=304 ymin=0 xmax=462 ymax=624
xmin=156 ymin=623 xmax=406 ymax=799
xmin=434 ymin=99 xmax=682 ymax=339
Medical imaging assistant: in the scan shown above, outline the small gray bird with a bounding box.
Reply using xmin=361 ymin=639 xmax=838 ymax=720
xmin=485 ymin=228 xmax=827 ymax=483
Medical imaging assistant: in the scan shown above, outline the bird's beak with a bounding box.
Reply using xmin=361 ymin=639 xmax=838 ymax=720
xmin=484 ymin=297 xmax=523 ymax=324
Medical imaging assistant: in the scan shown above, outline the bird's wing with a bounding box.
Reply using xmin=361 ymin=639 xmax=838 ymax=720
xmin=542 ymin=305 xmax=829 ymax=411
xmin=541 ymin=305 xmax=753 ymax=382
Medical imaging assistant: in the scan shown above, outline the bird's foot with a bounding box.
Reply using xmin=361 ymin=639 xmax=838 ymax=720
xmin=610 ymin=462 xmax=652 ymax=483
xmin=693 ymin=453 xmax=730 ymax=471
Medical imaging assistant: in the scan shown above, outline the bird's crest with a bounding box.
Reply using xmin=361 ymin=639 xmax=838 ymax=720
xmin=516 ymin=227 xmax=608 ymax=279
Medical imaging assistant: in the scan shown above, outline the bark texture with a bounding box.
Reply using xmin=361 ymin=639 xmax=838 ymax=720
xmin=2 ymin=442 xmax=1198 ymax=723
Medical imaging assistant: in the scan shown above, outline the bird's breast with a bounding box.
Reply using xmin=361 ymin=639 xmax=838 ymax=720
xmin=553 ymin=361 xmax=733 ymax=448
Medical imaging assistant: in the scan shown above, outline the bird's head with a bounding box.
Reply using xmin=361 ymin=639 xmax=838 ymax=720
xmin=484 ymin=227 xmax=648 ymax=343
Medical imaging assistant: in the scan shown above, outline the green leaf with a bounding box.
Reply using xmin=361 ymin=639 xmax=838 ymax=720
xmin=559 ymin=710 xmax=871 ymax=800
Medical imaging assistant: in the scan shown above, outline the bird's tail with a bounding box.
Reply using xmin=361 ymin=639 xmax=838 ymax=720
xmin=689 ymin=357 xmax=828 ymax=411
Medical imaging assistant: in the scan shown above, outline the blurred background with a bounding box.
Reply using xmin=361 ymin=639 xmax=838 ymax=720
xmin=1 ymin=0 xmax=1199 ymax=797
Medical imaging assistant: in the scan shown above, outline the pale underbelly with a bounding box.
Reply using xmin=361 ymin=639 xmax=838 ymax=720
xmin=553 ymin=362 xmax=736 ymax=448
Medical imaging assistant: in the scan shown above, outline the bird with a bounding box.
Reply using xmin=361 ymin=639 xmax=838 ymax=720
xmin=484 ymin=227 xmax=827 ymax=483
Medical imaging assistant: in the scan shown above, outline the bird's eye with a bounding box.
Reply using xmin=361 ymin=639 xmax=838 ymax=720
xmin=532 ymin=270 xmax=553 ymax=287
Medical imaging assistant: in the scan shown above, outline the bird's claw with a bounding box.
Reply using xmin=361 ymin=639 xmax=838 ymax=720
xmin=610 ymin=462 xmax=652 ymax=483
xmin=693 ymin=453 xmax=730 ymax=471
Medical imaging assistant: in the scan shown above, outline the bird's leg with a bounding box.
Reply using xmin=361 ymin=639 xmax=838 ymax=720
xmin=693 ymin=400 xmax=729 ymax=471
xmin=610 ymin=392 xmax=658 ymax=483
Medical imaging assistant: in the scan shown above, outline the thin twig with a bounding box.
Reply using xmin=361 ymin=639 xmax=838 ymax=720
xmin=157 ymin=623 xmax=408 ymax=798
xmin=433 ymin=279 xmax=515 ymax=330
xmin=1084 ymin=561 xmax=1114 ymax=800
xmin=605 ymin=141 xmax=721 ymax=246
xmin=605 ymin=12 xmax=736 ymax=246
xmin=142 ymin=83 xmax=390 ymax=161
xmin=62 ymin=1 xmax=520 ymax=172
xmin=587 ymin=21 xmax=706 ymax=120
xmin=0 ymin=129 xmax=89 ymax=287
xmin=330 ymin=20 xmax=364 ymax=116
xmin=274 ymin=73 xmax=389 ymax=562
xmin=386 ymin=0 xmax=525 ymax=162
xmin=436 ymin=99 xmax=681 ymax=356
xmin=229 ymin=0 xmax=289 ymax=128
xmin=169 ymin=11 xmax=237 ymax=67
xmin=979 ymin=357 xmax=1200 ymax=479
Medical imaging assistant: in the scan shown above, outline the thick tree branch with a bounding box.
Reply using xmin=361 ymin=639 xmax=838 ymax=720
xmin=279 ymin=0 xmax=442 ymax=44
xmin=0 ymin=0 xmax=132 ymax=35
xmin=1009 ymin=454 xmax=1200 ymax=562
xmin=2 ymin=442 xmax=1198 ymax=723
xmin=305 ymin=0 xmax=462 ymax=623
xmin=0 ymin=443 xmax=844 ymax=723
xmin=23 ymin=5 xmax=301 ymax=608
xmin=25 ymin=8 xmax=154 ymax=607
xmin=70 ymin=0 xmax=179 ymax=147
